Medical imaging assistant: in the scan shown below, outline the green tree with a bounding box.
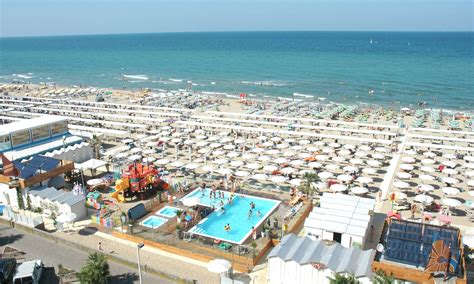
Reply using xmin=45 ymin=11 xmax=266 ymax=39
xmin=327 ymin=272 xmax=360 ymax=284
xmin=79 ymin=252 xmax=110 ymax=284
xmin=371 ymin=269 xmax=395 ymax=284
xmin=16 ymin=187 xmax=24 ymax=210
xmin=298 ymin=172 xmax=319 ymax=197
xmin=88 ymin=134 xmax=101 ymax=159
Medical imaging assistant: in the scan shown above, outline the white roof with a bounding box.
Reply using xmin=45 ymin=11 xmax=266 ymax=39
xmin=14 ymin=260 xmax=42 ymax=279
xmin=75 ymin=158 xmax=108 ymax=170
xmin=0 ymin=115 xmax=66 ymax=136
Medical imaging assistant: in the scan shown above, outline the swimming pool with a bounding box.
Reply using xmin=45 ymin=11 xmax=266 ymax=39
xmin=155 ymin=206 xmax=181 ymax=218
xmin=183 ymin=188 xmax=280 ymax=244
xmin=141 ymin=216 xmax=167 ymax=229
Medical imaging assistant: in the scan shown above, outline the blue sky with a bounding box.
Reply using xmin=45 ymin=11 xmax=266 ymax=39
xmin=1 ymin=0 xmax=472 ymax=37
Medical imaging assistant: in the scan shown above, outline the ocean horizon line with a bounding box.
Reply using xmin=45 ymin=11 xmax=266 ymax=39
xmin=1 ymin=30 xmax=473 ymax=39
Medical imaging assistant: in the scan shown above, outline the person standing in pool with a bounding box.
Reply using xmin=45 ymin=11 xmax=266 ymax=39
xmin=224 ymin=223 xmax=231 ymax=231
xmin=248 ymin=209 xmax=253 ymax=219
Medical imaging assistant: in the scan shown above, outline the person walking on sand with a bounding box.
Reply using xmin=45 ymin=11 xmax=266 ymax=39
xmin=98 ymin=242 xmax=103 ymax=251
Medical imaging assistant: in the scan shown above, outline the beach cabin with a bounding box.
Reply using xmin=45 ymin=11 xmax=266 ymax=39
xmin=304 ymin=193 xmax=375 ymax=248
xmin=28 ymin=186 xmax=86 ymax=220
xmin=267 ymin=233 xmax=375 ymax=284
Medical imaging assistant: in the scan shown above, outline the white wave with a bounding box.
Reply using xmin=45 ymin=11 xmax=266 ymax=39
xmin=169 ymin=78 xmax=183 ymax=82
xmin=293 ymin=92 xmax=314 ymax=98
xmin=15 ymin=74 xmax=33 ymax=79
xmin=241 ymin=80 xmax=285 ymax=87
xmin=211 ymin=82 xmax=216 ymax=85
xmin=28 ymin=72 xmax=34 ymax=75
xmin=123 ymin=74 xmax=149 ymax=80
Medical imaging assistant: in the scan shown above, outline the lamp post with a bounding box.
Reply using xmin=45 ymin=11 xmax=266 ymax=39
xmin=137 ymin=243 xmax=144 ymax=284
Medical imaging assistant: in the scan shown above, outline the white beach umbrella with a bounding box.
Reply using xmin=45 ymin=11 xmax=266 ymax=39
xmin=314 ymin=141 xmax=325 ymax=146
xmin=290 ymin=160 xmax=304 ymax=167
xmin=252 ymin=147 xmax=265 ymax=153
xmin=218 ymin=131 xmax=230 ymax=136
xmin=356 ymin=176 xmax=373 ymax=184
xmin=223 ymin=144 xmax=236 ymax=150
xmin=467 ymin=171 xmax=474 ymax=177
xmin=315 ymin=155 xmax=329 ymax=161
xmin=464 ymin=156 xmax=474 ymax=162
xmin=246 ymin=163 xmax=262 ymax=170
xmin=415 ymin=194 xmax=434 ymax=204
xmin=213 ymin=158 xmax=229 ymax=165
xmin=372 ymin=153 xmax=385 ymax=160
xmin=338 ymin=149 xmax=352 ymax=156
xmin=375 ymin=147 xmax=388 ymax=153
xmin=420 ymin=166 xmax=435 ymax=173
xmin=468 ymin=191 xmax=474 ymax=197
xmin=160 ymin=137 xmax=171 ymax=143
xmin=267 ymin=149 xmax=280 ymax=155
xmin=344 ymin=144 xmax=356 ymax=150
xmin=351 ymin=186 xmax=368 ymax=195
xmin=128 ymin=154 xmax=142 ymax=161
xmin=400 ymin=164 xmax=414 ymax=171
xmin=185 ymin=163 xmax=199 ymax=170
xmin=289 ymin=179 xmax=302 ymax=186
xmin=442 ymin=177 xmax=459 ymax=185
xmin=234 ymin=138 xmax=246 ymax=145
xmin=330 ymin=184 xmax=347 ymax=192
xmin=195 ymin=135 xmax=208 ymax=141
xmin=171 ymin=138 xmax=182 ymax=144
xmin=359 ymin=145 xmax=372 ymax=151
xmin=122 ymin=138 xmax=134 ymax=144
xmin=442 ymin=187 xmax=460 ymax=195
xmin=161 ymin=126 xmax=172 ymax=131
xmin=130 ymin=147 xmax=142 ymax=154
xmin=274 ymin=158 xmax=288 ymax=164
xmin=271 ymin=137 xmax=282 ymax=142
xmin=146 ymin=141 xmax=157 ymax=147
xmin=298 ymin=153 xmax=311 ymax=159
xmin=258 ymin=155 xmax=271 ymax=162
xmin=230 ymin=160 xmax=244 ymax=167
xmin=155 ymin=158 xmax=170 ymax=165
xmin=271 ymin=176 xmax=287 ymax=184
xmin=196 ymin=141 xmax=208 ymax=147
xmin=419 ymin=174 xmax=435 ymax=181
xmin=442 ymin=168 xmax=458 ymax=176
xmin=332 ymin=156 xmax=345 ymax=163
xmin=216 ymin=168 xmax=233 ymax=175
xmin=393 ymin=181 xmax=410 ymax=189
xmin=226 ymin=152 xmax=240 ymax=158
xmin=337 ymin=174 xmax=353 ymax=182
xmin=183 ymin=139 xmax=194 ymax=145
xmin=442 ymin=160 xmax=457 ymax=168
xmin=283 ymin=151 xmax=296 ymax=157
xmin=208 ymin=136 xmax=220 ymax=142
xmin=392 ymin=191 xmax=407 ymax=200
xmin=299 ymin=139 xmax=311 ymax=145
xmin=318 ymin=171 xmax=334 ymax=180
xmin=115 ymin=153 xmax=128 ymax=159
xmin=198 ymin=148 xmax=210 ymax=154
xmin=207 ymin=258 xmax=232 ymax=274
xmin=397 ymin=172 xmax=412 ymax=179
xmin=242 ymin=153 xmax=257 ymax=160
xmin=423 ymin=151 xmax=436 ymax=158
xmin=322 ymin=147 xmax=334 ymax=154
xmin=418 ymin=184 xmax=434 ymax=192
xmin=276 ymin=143 xmax=289 ymax=149
xmin=422 ymin=159 xmax=435 ymax=165
xmin=201 ymin=165 xmax=215 ymax=173
xmin=306 ymin=147 xmax=319 ymax=152
xmin=404 ymin=149 xmax=417 ymax=155
xmin=465 ymin=163 xmax=474 ymax=169
xmin=329 ymin=142 xmax=341 ymax=148
xmin=263 ymin=165 xmax=278 ymax=172
xmin=251 ymin=174 xmax=268 ymax=181
xmin=194 ymin=129 xmax=205 ymax=134
xmin=235 ymin=170 xmax=250 ymax=177
xmin=343 ymin=166 xmax=358 ymax=173
xmin=299 ymin=169 xmax=313 ymax=176
xmin=443 ymin=153 xmax=457 ymax=160
xmin=308 ymin=162 xmax=323 ymax=169
xmin=442 ymin=198 xmax=461 ymax=208
xmin=402 ymin=157 xmax=416 ymax=164
xmin=362 ymin=168 xmax=377 ymax=175
xmin=262 ymin=141 xmax=274 ymax=148
xmin=367 ymin=160 xmax=382 ymax=167
xmin=467 ymin=180 xmax=474 ymax=187
xmin=57 ymin=213 xmax=76 ymax=224
xmin=142 ymin=157 xmax=156 ymax=163
xmin=355 ymin=151 xmax=368 ymax=158
xmin=281 ymin=167 xmax=296 ymax=175
xmin=170 ymin=161 xmax=184 ymax=168
xmin=350 ymin=158 xmax=364 ymax=165
xmin=257 ymin=135 xmax=268 ymax=141
xmin=326 ymin=164 xmax=340 ymax=172
xmin=284 ymin=138 xmax=296 ymax=144
xmin=143 ymin=149 xmax=155 ymax=155
xmin=210 ymin=143 xmax=222 ymax=149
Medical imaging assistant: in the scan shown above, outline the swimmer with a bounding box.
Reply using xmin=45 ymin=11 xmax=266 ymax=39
xmin=257 ymin=210 xmax=262 ymax=217
xmin=248 ymin=209 xmax=253 ymax=219
xmin=224 ymin=223 xmax=231 ymax=231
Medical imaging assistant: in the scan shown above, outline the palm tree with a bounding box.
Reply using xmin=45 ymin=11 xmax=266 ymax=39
xmin=327 ymin=272 xmax=360 ymax=284
xmin=79 ymin=252 xmax=110 ymax=284
xmin=371 ymin=269 xmax=395 ymax=284
xmin=298 ymin=172 xmax=319 ymax=198
xmin=88 ymin=134 xmax=101 ymax=159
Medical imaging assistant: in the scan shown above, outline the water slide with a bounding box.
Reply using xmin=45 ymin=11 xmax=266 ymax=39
xmin=111 ymin=178 xmax=130 ymax=203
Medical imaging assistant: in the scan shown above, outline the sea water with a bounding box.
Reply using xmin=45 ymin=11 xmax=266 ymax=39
xmin=0 ymin=31 xmax=472 ymax=110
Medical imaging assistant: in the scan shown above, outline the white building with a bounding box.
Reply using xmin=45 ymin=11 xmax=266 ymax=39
xmin=304 ymin=193 xmax=375 ymax=248
xmin=267 ymin=233 xmax=375 ymax=284
xmin=28 ymin=186 xmax=86 ymax=220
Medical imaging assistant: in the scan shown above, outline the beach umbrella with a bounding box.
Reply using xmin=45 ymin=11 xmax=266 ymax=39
xmin=128 ymin=154 xmax=142 ymax=161
xmin=359 ymin=145 xmax=372 ymax=151
xmin=271 ymin=137 xmax=282 ymax=142
xmin=415 ymin=194 xmax=434 ymax=204
xmin=185 ymin=163 xmax=199 ymax=170
xmin=442 ymin=168 xmax=458 ymax=176
xmin=325 ymin=164 xmax=340 ymax=172
xmin=283 ymin=150 xmax=296 ymax=157
xmin=183 ymin=197 xmax=201 ymax=207
xmin=315 ymin=155 xmax=329 ymax=161
xmin=318 ymin=171 xmax=334 ymax=180
xmin=404 ymin=149 xmax=417 ymax=155
xmin=198 ymin=148 xmax=210 ymax=154
xmin=242 ymin=153 xmax=256 ymax=160
xmin=402 ymin=157 xmax=416 ymax=164
xmin=344 ymin=144 xmax=356 ymax=150
xmin=201 ymin=165 xmax=214 ymax=173
xmin=330 ymin=184 xmax=347 ymax=192
xmin=194 ymin=129 xmax=205 ymax=134
xmin=393 ymin=181 xmax=410 ymax=189
xmin=400 ymin=164 xmax=414 ymax=171
xmin=322 ymin=147 xmax=334 ymax=154
xmin=372 ymin=153 xmax=385 ymax=160
xmin=420 ymin=166 xmax=435 ymax=173
xmin=350 ymin=158 xmax=364 ymax=165
xmin=130 ymin=147 xmax=142 ymax=154
xmin=423 ymin=151 xmax=436 ymax=158
xmin=464 ymin=156 xmax=474 ymax=162
xmin=161 ymin=126 xmax=172 ymax=131
xmin=356 ymin=176 xmax=373 ymax=184
xmin=212 ymin=149 xmax=225 ymax=156
xmin=257 ymin=135 xmax=268 ymax=141
xmin=418 ymin=184 xmax=434 ymax=192
xmin=355 ymin=151 xmax=368 ymax=158
xmin=160 ymin=137 xmax=171 ymax=142
xmin=230 ymin=160 xmax=244 ymax=167
xmin=467 ymin=171 xmax=474 ymax=177
xmin=375 ymin=147 xmax=388 ymax=153
xmin=442 ymin=160 xmax=456 ymax=168
xmin=208 ymin=136 xmax=220 ymax=142
xmin=263 ymin=165 xmax=278 ymax=172
xmin=271 ymin=176 xmax=287 ymax=184
xmin=218 ymin=131 xmax=230 ymax=136
xmin=258 ymin=155 xmax=271 ymax=162
xmin=273 ymin=158 xmax=288 ymax=164
xmin=171 ymin=138 xmax=182 ymax=144
xmin=246 ymin=163 xmax=261 ymax=170
xmin=308 ymin=161 xmax=323 ymax=168
xmin=469 ymin=191 xmax=474 ymax=197
xmin=146 ymin=141 xmax=156 ymax=147
xmin=332 ymin=156 xmax=345 ymax=163
xmin=223 ymin=144 xmax=236 ymax=150
xmin=252 ymin=148 xmax=265 ymax=153
xmin=465 ymin=163 xmax=474 ymax=169
xmin=143 ymin=149 xmax=155 ymax=155
xmin=442 ymin=187 xmax=460 ymax=195
xmin=298 ymin=153 xmax=311 ymax=159
xmin=290 ymin=160 xmax=304 ymax=167
xmin=338 ymin=150 xmax=352 ymax=156
xmin=170 ymin=160 xmax=184 ymax=168
xmin=397 ymin=172 xmax=412 ymax=179
xmin=442 ymin=177 xmax=459 ymax=185
xmin=337 ymin=174 xmax=353 ymax=182
xmin=419 ymin=174 xmax=435 ymax=181
xmin=115 ymin=153 xmax=128 ymax=159
xmin=234 ymin=138 xmax=246 ymax=145
xmin=299 ymin=139 xmax=311 ymax=145
xmin=251 ymin=174 xmax=268 ymax=181
xmin=314 ymin=141 xmax=325 ymax=146
xmin=226 ymin=152 xmax=240 ymax=158
xmin=235 ymin=170 xmax=250 ymax=177
xmin=366 ymin=160 xmax=381 ymax=167
xmin=262 ymin=141 xmax=274 ymax=148
xmin=276 ymin=143 xmax=289 ymax=149
xmin=422 ymin=159 xmax=435 ymax=165
xmin=122 ymin=138 xmax=134 ymax=144
xmin=213 ymin=158 xmax=228 ymax=165
xmin=443 ymin=153 xmax=457 ymax=160
xmin=299 ymin=169 xmax=313 ymax=176
xmin=281 ymin=167 xmax=296 ymax=175
xmin=351 ymin=186 xmax=368 ymax=195
xmin=285 ymin=138 xmax=296 ymax=144
xmin=155 ymin=158 xmax=170 ymax=165
xmin=467 ymin=180 xmax=474 ymax=187
xmin=209 ymin=143 xmax=222 ymax=149
xmin=216 ymin=168 xmax=233 ymax=175
xmin=267 ymin=149 xmax=280 ymax=155
xmin=307 ymin=147 xmax=319 ymax=152
xmin=142 ymin=157 xmax=156 ymax=163
xmin=183 ymin=139 xmax=194 ymax=145
xmin=196 ymin=141 xmax=208 ymax=147
xmin=57 ymin=213 xmax=77 ymax=224
xmin=391 ymin=191 xmax=407 ymax=200
xmin=195 ymin=135 xmax=208 ymax=141
xmin=362 ymin=168 xmax=377 ymax=174
xmin=329 ymin=142 xmax=341 ymax=148
xmin=343 ymin=166 xmax=358 ymax=173
xmin=442 ymin=198 xmax=461 ymax=208
xmin=289 ymin=179 xmax=302 ymax=186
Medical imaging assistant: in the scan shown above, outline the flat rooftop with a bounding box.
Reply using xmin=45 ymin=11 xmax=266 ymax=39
xmin=0 ymin=115 xmax=67 ymax=136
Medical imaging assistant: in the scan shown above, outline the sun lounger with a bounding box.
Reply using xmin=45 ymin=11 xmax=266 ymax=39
xmin=289 ymin=195 xmax=302 ymax=206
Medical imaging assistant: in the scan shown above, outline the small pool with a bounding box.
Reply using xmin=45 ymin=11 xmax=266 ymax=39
xmin=184 ymin=188 xmax=280 ymax=244
xmin=141 ymin=216 xmax=167 ymax=229
xmin=156 ymin=206 xmax=181 ymax=218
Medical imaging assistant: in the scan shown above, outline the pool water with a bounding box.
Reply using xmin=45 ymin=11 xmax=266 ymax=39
xmin=156 ymin=206 xmax=181 ymax=218
xmin=184 ymin=188 xmax=280 ymax=244
xmin=141 ymin=216 xmax=167 ymax=229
